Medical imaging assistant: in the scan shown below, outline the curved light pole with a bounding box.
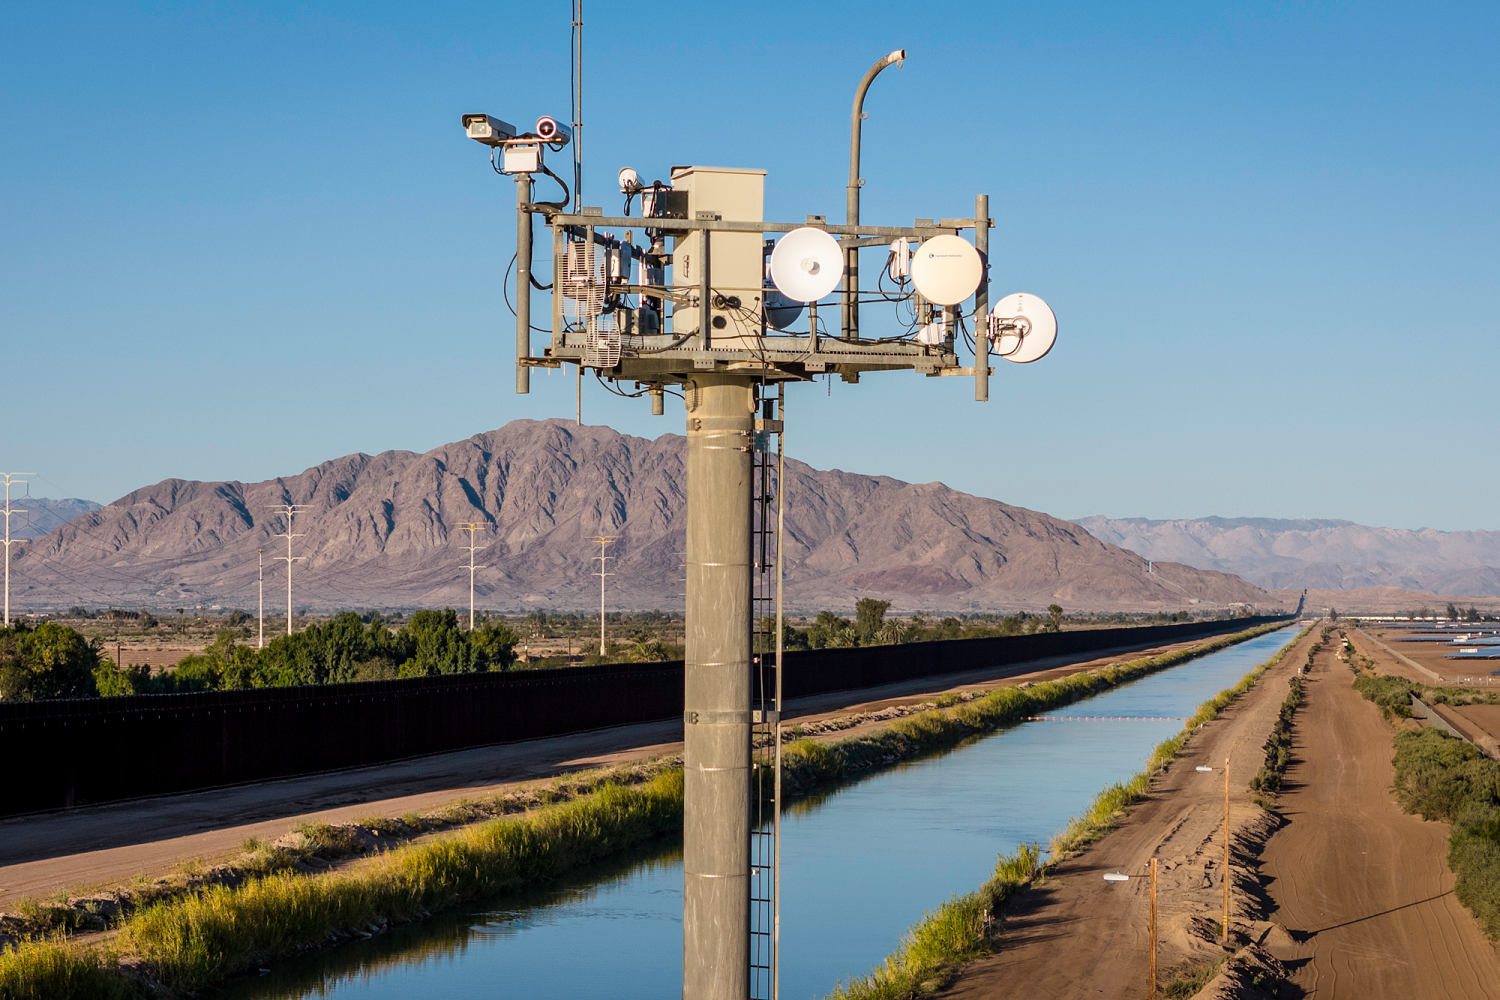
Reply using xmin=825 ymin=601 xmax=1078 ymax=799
xmin=843 ymin=48 xmax=905 ymax=340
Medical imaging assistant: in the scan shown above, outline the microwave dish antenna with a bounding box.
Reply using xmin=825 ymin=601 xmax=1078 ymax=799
xmin=909 ymin=234 xmax=982 ymax=306
xmin=764 ymin=287 xmax=806 ymax=330
xmin=988 ymin=292 xmax=1058 ymax=364
xmin=769 ymin=227 xmax=844 ymax=302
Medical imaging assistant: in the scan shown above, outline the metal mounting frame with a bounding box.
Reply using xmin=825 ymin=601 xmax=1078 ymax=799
xmin=517 ymin=206 xmax=993 ymax=388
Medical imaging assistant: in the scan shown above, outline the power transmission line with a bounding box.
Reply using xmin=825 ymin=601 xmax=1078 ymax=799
xmin=267 ymin=504 xmax=308 ymax=635
xmin=589 ymin=534 xmax=616 ymax=655
xmin=1 ymin=473 xmax=34 ymax=626
xmin=454 ymin=522 xmax=489 ymax=631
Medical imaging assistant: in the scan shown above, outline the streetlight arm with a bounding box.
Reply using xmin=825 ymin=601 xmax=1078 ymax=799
xmin=844 ymin=48 xmax=906 ymax=340
xmin=848 ymin=49 xmax=905 ymax=192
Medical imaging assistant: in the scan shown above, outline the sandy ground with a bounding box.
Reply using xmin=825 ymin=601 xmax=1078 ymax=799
xmin=1258 ymin=643 xmax=1500 ymax=996
xmin=937 ymin=629 xmax=1319 ymax=999
xmin=936 ymin=625 xmax=1500 ymax=999
xmin=1356 ymin=627 xmax=1500 ymax=689
xmin=0 ymin=637 xmax=1213 ymax=910
xmin=1351 ymin=628 xmax=1500 ymax=757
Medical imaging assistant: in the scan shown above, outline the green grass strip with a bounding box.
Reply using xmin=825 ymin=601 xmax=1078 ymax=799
xmin=826 ymin=623 xmax=1311 ymax=1000
xmin=781 ymin=622 xmax=1290 ymax=799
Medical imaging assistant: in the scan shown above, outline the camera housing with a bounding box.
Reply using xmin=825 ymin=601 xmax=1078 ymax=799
xmin=534 ymin=116 xmax=573 ymax=146
xmin=461 ymin=114 xmax=517 ymax=146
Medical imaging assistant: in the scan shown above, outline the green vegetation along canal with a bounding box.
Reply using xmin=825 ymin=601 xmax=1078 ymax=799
xmin=215 ymin=625 xmax=1300 ymax=999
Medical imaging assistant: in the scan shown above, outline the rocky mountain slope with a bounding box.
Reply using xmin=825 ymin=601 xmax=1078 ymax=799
xmin=4 ymin=498 xmax=100 ymax=540
xmin=1076 ymin=515 xmax=1500 ymax=596
xmin=13 ymin=421 xmax=1271 ymax=613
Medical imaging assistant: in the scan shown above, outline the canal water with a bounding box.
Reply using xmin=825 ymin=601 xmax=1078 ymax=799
xmin=217 ymin=625 xmax=1299 ymax=1000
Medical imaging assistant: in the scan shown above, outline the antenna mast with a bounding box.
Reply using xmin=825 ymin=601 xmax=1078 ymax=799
xmin=267 ymin=504 xmax=308 ymax=635
xmin=1 ymin=474 xmax=33 ymax=627
xmin=571 ymin=0 xmax=583 ymax=210
xmin=460 ymin=42 xmax=1060 ymax=1000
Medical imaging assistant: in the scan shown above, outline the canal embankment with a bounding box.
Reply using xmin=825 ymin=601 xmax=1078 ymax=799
xmin=0 ymin=623 xmax=1291 ymax=998
xmin=842 ymin=624 xmax=1320 ymax=1000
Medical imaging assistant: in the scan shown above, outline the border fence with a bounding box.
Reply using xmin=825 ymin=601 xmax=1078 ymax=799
xmin=0 ymin=615 xmax=1284 ymax=816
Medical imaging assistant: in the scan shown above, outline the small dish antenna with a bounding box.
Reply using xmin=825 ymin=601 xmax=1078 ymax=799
xmin=910 ymin=234 xmax=982 ymax=306
xmin=988 ymin=292 xmax=1058 ymax=364
xmin=769 ymin=227 xmax=844 ymax=302
xmin=764 ymin=287 xmax=805 ymax=330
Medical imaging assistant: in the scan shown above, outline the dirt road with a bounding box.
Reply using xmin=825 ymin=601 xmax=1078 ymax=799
xmin=1259 ymin=645 xmax=1500 ymax=996
xmin=0 ymin=639 xmax=1207 ymax=910
xmin=938 ymin=628 xmax=1318 ymax=999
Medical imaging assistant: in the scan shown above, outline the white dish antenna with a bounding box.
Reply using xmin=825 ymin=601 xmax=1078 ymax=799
xmin=769 ymin=227 xmax=844 ymax=302
xmin=910 ymin=234 xmax=982 ymax=306
xmin=764 ymin=287 xmax=805 ymax=330
xmin=988 ymin=292 xmax=1058 ymax=364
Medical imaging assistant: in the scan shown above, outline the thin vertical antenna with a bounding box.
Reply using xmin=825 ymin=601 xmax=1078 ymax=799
xmin=571 ymin=0 xmax=583 ymax=210
xmin=267 ymin=504 xmax=308 ymax=635
xmin=455 ymin=522 xmax=489 ymax=631
xmin=257 ymin=547 xmax=265 ymax=648
xmin=1 ymin=474 xmax=34 ymax=627
xmin=589 ymin=534 xmax=616 ymax=655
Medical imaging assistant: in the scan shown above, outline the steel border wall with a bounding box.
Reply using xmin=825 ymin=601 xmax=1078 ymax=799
xmin=0 ymin=615 xmax=1284 ymax=815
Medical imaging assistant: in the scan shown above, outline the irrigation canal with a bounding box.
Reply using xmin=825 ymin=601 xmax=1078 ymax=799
xmin=217 ymin=625 xmax=1301 ymax=1000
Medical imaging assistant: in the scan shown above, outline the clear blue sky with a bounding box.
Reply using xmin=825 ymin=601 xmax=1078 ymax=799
xmin=4 ymin=2 xmax=1497 ymax=530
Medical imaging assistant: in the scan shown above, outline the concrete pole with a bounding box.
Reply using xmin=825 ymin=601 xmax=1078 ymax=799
xmin=683 ymin=373 xmax=754 ymax=1000
xmin=257 ymin=547 xmax=265 ymax=649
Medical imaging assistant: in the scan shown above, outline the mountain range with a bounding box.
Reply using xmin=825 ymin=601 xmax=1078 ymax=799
xmin=1075 ymin=516 xmax=1500 ymax=596
xmin=11 ymin=420 xmax=1269 ymax=614
xmin=5 ymin=498 xmax=101 ymax=540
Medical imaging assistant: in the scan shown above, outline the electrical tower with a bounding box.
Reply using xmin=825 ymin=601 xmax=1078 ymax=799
xmin=267 ymin=504 xmax=308 ymax=635
xmin=588 ymin=534 xmax=616 ymax=655
xmin=461 ymin=39 xmax=1058 ymax=1000
xmin=257 ymin=546 xmax=266 ymax=648
xmin=454 ymin=522 xmax=489 ymax=631
xmin=1 ymin=474 xmax=33 ymax=627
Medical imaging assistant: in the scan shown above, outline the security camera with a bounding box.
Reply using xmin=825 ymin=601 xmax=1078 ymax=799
xmin=461 ymin=114 xmax=517 ymax=146
xmin=617 ymin=166 xmax=641 ymax=193
xmin=534 ymin=116 xmax=573 ymax=146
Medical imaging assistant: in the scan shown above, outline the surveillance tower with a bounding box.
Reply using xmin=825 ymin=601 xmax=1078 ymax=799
xmin=461 ymin=45 xmax=1058 ymax=1000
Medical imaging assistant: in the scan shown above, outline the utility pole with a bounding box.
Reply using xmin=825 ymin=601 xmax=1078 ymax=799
xmin=455 ymin=522 xmax=488 ymax=631
xmin=267 ymin=504 xmax=307 ymax=635
xmin=1148 ymin=856 xmax=1159 ymax=1000
xmin=1223 ymin=756 xmax=1231 ymax=942
xmin=257 ymin=547 xmax=265 ymax=649
xmin=589 ymin=534 xmax=616 ymax=655
xmin=1 ymin=474 xmax=34 ymax=627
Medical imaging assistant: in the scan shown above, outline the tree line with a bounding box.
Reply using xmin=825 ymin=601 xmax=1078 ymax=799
xmin=770 ymin=599 xmax=1069 ymax=651
xmin=0 ymin=610 xmax=519 ymax=702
